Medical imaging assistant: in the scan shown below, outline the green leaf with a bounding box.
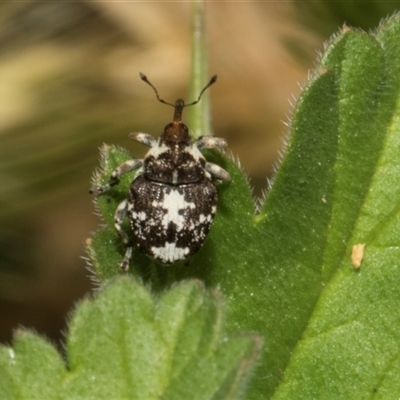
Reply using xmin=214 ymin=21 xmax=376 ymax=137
xmin=270 ymin=16 xmax=400 ymax=398
xmin=0 ymin=277 xmax=261 ymax=399
xmin=87 ymin=11 xmax=400 ymax=400
xmin=0 ymin=331 xmax=65 ymax=400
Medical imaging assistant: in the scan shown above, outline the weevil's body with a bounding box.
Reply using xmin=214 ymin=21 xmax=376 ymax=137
xmin=91 ymin=74 xmax=230 ymax=270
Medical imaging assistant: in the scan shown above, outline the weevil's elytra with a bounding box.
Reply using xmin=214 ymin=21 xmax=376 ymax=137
xmin=128 ymin=176 xmax=217 ymax=263
xmin=91 ymin=73 xmax=230 ymax=270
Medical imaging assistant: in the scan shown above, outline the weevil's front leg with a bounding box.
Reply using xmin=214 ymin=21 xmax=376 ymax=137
xmin=129 ymin=132 xmax=157 ymax=147
xmin=90 ymin=159 xmax=142 ymax=195
xmin=206 ymin=162 xmax=231 ymax=182
xmin=196 ymin=136 xmax=227 ymax=150
xmin=197 ymin=136 xmax=230 ymax=181
xmin=114 ymin=199 xmax=133 ymax=271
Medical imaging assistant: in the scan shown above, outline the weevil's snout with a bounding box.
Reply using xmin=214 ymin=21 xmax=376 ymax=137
xmin=173 ymin=99 xmax=185 ymax=122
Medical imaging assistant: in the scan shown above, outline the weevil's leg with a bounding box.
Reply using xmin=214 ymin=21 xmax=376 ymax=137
xmin=197 ymin=136 xmax=230 ymax=181
xmin=196 ymin=136 xmax=227 ymax=150
xmin=129 ymin=132 xmax=157 ymax=147
xmin=120 ymin=247 xmax=132 ymax=272
xmin=114 ymin=199 xmax=133 ymax=271
xmin=115 ymin=199 xmax=130 ymax=245
xmin=90 ymin=159 xmax=142 ymax=195
xmin=206 ymin=162 xmax=231 ymax=182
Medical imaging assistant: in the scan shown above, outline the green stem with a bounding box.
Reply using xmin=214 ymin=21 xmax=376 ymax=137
xmin=188 ymin=0 xmax=213 ymax=139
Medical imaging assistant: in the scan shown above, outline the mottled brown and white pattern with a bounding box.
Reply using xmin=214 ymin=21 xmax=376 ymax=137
xmin=90 ymin=73 xmax=230 ymax=270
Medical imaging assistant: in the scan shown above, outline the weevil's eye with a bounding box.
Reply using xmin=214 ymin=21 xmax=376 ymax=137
xmin=180 ymin=124 xmax=189 ymax=134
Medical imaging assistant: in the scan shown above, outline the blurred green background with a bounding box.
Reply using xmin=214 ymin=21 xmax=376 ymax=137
xmin=1 ymin=1 xmax=398 ymax=346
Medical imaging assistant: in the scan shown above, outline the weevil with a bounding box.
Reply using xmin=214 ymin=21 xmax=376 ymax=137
xmin=91 ymin=73 xmax=230 ymax=270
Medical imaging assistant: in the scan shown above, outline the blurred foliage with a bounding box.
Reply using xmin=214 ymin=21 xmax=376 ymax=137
xmin=293 ymin=0 xmax=400 ymax=39
xmin=0 ymin=2 xmax=139 ymax=215
xmin=281 ymin=1 xmax=400 ymax=68
xmin=0 ymin=0 xmax=145 ymax=343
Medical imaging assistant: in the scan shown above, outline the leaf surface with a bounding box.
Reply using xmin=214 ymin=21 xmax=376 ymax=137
xmin=0 ymin=278 xmax=260 ymax=400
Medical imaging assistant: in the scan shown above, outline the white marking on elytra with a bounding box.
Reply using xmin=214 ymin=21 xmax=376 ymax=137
xmin=160 ymin=190 xmax=196 ymax=231
xmin=132 ymin=211 xmax=147 ymax=221
xmin=198 ymin=214 xmax=212 ymax=224
xmin=151 ymin=200 xmax=161 ymax=208
xmin=151 ymin=243 xmax=190 ymax=263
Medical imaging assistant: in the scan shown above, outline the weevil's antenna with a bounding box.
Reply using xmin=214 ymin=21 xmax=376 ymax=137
xmin=139 ymin=72 xmax=175 ymax=107
xmin=185 ymin=75 xmax=217 ymax=107
xmin=139 ymin=73 xmax=218 ymax=122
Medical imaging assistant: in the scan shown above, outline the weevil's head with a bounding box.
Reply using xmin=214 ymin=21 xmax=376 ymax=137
xmin=162 ymin=99 xmax=190 ymax=143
